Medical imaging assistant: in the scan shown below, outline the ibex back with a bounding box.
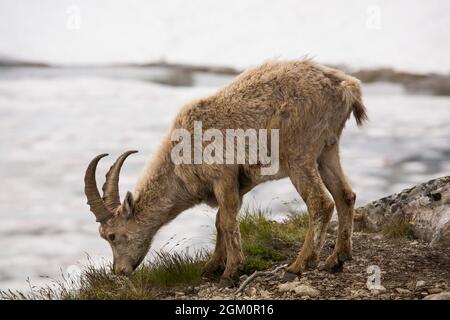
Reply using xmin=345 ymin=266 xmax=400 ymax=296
xmin=84 ymin=59 xmax=368 ymax=285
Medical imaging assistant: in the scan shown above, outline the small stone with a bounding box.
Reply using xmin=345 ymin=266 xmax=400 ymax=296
xmin=260 ymin=290 xmax=271 ymax=299
xmin=293 ymin=285 xmax=320 ymax=298
xmin=369 ymin=285 xmax=386 ymax=295
xmin=245 ymin=287 xmax=257 ymax=297
xmin=367 ymin=283 xmax=386 ymax=292
xmin=350 ymin=289 xmax=367 ymax=298
xmin=415 ymin=280 xmax=426 ymax=288
xmin=370 ymin=233 xmax=384 ymax=241
xmin=395 ymin=288 xmax=411 ymax=294
xmin=281 ymin=272 xmax=298 ymax=282
xmin=427 ymin=287 xmax=443 ymax=294
xmin=278 ymin=281 xmax=300 ymax=292
xmin=423 ymin=292 xmax=450 ymax=300
xmin=327 ymin=220 xmax=338 ymax=234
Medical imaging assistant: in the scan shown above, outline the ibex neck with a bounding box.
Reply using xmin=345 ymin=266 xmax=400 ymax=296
xmin=132 ymin=141 xmax=192 ymax=230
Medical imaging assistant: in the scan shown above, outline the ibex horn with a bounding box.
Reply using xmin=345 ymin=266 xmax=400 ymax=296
xmin=102 ymin=150 xmax=138 ymax=212
xmin=84 ymin=154 xmax=114 ymax=223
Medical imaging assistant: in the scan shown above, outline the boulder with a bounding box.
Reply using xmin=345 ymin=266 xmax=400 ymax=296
xmin=354 ymin=176 xmax=450 ymax=246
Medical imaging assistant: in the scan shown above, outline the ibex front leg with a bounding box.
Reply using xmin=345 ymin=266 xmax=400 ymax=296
xmin=213 ymin=176 xmax=244 ymax=286
xmin=203 ymin=208 xmax=227 ymax=276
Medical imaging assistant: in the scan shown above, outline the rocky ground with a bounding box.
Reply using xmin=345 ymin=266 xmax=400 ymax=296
xmin=154 ymin=232 xmax=450 ymax=300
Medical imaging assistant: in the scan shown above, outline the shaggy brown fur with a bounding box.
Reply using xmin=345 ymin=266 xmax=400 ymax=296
xmin=84 ymin=59 xmax=368 ymax=285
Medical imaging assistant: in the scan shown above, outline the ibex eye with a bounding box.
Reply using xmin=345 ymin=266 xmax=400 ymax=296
xmin=108 ymin=234 xmax=116 ymax=241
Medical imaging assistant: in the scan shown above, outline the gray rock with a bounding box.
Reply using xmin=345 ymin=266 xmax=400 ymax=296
xmin=427 ymin=287 xmax=444 ymax=294
xmin=369 ymin=233 xmax=384 ymax=241
xmin=350 ymin=289 xmax=368 ymax=298
xmin=293 ymin=285 xmax=320 ymax=298
xmin=327 ymin=220 xmax=338 ymax=234
xmin=423 ymin=292 xmax=450 ymax=300
xmin=277 ymin=282 xmax=320 ymax=298
xmin=245 ymin=287 xmax=257 ymax=297
xmin=260 ymin=289 xmax=271 ymax=299
xmin=369 ymin=285 xmax=386 ymax=295
xmin=354 ymin=176 xmax=450 ymax=245
xmin=277 ymin=281 xmax=300 ymax=293
xmin=395 ymin=288 xmax=411 ymax=294
xmin=415 ymin=280 xmax=426 ymax=288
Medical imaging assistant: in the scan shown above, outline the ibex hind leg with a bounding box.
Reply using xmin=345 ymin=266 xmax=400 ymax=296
xmin=318 ymin=145 xmax=355 ymax=272
xmin=285 ymin=162 xmax=334 ymax=276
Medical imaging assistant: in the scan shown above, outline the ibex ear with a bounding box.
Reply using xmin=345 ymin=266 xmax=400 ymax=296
xmin=122 ymin=191 xmax=135 ymax=219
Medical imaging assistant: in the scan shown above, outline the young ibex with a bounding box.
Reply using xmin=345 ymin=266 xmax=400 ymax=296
xmin=84 ymin=59 xmax=367 ymax=285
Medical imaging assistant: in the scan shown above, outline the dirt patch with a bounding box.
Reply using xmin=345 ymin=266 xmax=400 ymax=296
xmin=160 ymin=232 xmax=450 ymax=300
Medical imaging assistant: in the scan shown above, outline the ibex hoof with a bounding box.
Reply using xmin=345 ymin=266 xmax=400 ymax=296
xmin=306 ymin=259 xmax=318 ymax=269
xmin=202 ymin=263 xmax=223 ymax=278
xmin=319 ymin=254 xmax=345 ymax=273
xmin=338 ymin=251 xmax=352 ymax=262
xmin=219 ymin=277 xmax=239 ymax=288
xmin=281 ymin=271 xmax=298 ymax=282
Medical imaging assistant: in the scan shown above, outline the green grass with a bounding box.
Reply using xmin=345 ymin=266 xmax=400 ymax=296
xmin=382 ymin=216 xmax=415 ymax=239
xmin=240 ymin=208 xmax=308 ymax=273
xmin=1 ymin=209 xmax=309 ymax=300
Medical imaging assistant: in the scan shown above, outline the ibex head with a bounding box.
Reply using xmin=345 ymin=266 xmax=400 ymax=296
xmin=84 ymin=151 xmax=150 ymax=275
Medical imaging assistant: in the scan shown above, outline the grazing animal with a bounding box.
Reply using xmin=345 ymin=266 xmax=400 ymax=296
xmin=84 ymin=59 xmax=368 ymax=285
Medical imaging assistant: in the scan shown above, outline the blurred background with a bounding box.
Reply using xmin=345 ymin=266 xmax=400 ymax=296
xmin=0 ymin=0 xmax=449 ymax=291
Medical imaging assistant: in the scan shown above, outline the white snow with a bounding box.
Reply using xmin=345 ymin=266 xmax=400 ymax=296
xmin=0 ymin=0 xmax=449 ymax=73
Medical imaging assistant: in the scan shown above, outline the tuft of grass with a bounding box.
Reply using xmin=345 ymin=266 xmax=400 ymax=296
xmin=382 ymin=217 xmax=414 ymax=239
xmin=133 ymin=251 xmax=206 ymax=289
xmin=240 ymin=208 xmax=308 ymax=274
xmin=1 ymin=208 xmax=309 ymax=300
xmin=1 ymin=251 xmax=207 ymax=300
xmin=63 ymin=263 xmax=149 ymax=300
